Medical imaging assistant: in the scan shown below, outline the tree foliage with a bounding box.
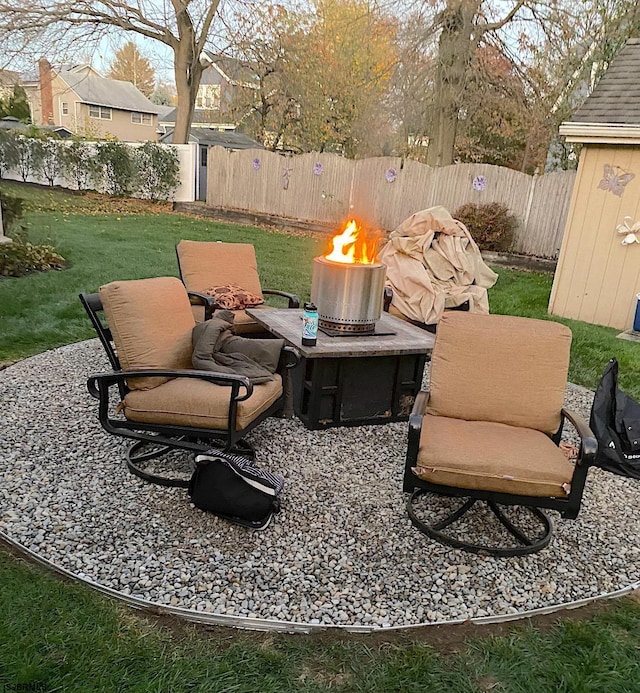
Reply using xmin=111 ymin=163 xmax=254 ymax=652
xmin=108 ymin=41 xmax=155 ymax=97
xmin=229 ymin=0 xmax=398 ymax=157
xmin=0 ymin=85 xmax=31 ymax=122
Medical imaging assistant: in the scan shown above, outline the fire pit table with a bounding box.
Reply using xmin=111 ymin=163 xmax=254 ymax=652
xmin=246 ymin=308 xmax=434 ymax=429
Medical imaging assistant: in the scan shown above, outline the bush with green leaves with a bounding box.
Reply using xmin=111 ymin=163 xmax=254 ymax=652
xmin=0 ymin=228 xmax=65 ymax=277
xmin=0 ymin=190 xmax=24 ymax=231
xmin=61 ymin=139 xmax=100 ymax=191
xmin=0 ymin=130 xmax=19 ymax=179
xmin=134 ymin=142 xmax=180 ymax=201
xmin=37 ymin=137 xmax=64 ymax=186
xmin=13 ymin=136 xmax=43 ymax=182
xmin=453 ymin=202 xmax=518 ymax=252
xmin=96 ymin=140 xmax=137 ymax=197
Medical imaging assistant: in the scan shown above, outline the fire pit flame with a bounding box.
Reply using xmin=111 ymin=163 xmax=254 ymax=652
xmin=313 ymin=219 xmax=385 ymax=335
xmin=325 ymin=219 xmax=379 ymax=265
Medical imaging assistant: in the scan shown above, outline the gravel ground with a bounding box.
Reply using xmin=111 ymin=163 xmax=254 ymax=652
xmin=1 ymin=339 xmax=639 ymax=629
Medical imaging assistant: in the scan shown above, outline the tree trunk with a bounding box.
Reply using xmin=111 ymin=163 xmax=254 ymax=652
xmin=427 ymin=0 xmax=481 ymax=167
xmin=171 ymin=18 xmax=203 ymax=144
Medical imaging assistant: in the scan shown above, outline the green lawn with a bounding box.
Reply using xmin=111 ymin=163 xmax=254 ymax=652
xmin=2 ymin=181 xmax=640 ymax=692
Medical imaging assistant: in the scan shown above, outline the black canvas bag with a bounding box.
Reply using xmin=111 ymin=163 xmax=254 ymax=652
xmin=188 ymin=451 xmax=283 ymax=529
xmin=590 ymin=358 xmax=640 ymax=479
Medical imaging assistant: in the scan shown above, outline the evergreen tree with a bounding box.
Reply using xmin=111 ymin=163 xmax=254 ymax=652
xmin=108 ymin=41 xmax=155 ymax=97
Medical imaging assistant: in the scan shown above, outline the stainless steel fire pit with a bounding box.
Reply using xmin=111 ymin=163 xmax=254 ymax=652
xmin=311 ymin=256 xmax=386 ymax=334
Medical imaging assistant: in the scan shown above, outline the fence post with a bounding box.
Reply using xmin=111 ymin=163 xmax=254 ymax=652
xmin=523 ymin=171 xmax=538 ymax=236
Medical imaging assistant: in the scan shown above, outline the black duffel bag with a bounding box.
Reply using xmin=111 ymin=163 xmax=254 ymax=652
xmin=590 ymin=358 xmax=640 ymax=479
xmin=188 ymin=451 xmax=284 ymax=530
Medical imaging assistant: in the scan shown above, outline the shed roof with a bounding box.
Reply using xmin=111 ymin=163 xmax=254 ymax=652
xmin=570 ymin=39 xmax=640 ymax=125
xmin=161 ymin=127 xmax=263 ymax=150
xmin=57 ymin=69 xmax=160 ymax=115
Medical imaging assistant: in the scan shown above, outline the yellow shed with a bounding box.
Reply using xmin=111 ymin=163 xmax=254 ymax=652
xmin=549 ymin=39 xmax=640 ymax=331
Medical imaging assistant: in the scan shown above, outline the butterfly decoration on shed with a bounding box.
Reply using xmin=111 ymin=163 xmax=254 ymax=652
xmin=616 ymin=216 xmax=640 ymax=246
xmin=597 ymin=164 xmax=635 ymax=197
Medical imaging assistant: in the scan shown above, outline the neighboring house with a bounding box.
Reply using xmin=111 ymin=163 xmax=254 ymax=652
xmin=161 ymin=126 xmax=263 ymax=201
xmin=31 ymin=59 xmax=160 ymax=142
xmin=157 ymin=107 xmax=236 ymax=137
xmin=197 ymin=53 xmax=256 ymax=112
xmin=550 ymin=38 xmax=640 ymax=331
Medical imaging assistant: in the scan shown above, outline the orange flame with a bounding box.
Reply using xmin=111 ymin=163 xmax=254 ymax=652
xmin=324 ymin=219 xmax=379 ymax=264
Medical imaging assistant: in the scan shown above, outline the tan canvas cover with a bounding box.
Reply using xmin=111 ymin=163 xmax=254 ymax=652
xmin=378 ymin=206 xmax=498 ymax=325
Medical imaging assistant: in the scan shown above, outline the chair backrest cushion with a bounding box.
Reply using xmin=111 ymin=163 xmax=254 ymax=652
xmin=176 ymin=241 xmax=264 ymax=298
xmin=100 ymin=277 xmax=195 ymax=390
xmin=427 ymin=312 xmax=572 ymax=435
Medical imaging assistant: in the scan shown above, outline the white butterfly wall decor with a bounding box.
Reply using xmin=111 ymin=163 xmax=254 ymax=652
xmin=616 ymin=216 xmax=640 ymax=245
xmin=598 ymin=164 xmax=635 ymax=196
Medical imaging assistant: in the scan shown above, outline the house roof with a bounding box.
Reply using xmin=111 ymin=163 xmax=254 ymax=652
xmin=161 ymin=127 xmax=263 ymax=150
xmin=570 ymin=39 xmax=640 ymax=125
xmin=560 ymin=39 xmax=640 ymax=143
xmin=57 ymin=69 xmax=160 ymax=115
xmin=200 ymin=52 xmax=257 ymax=87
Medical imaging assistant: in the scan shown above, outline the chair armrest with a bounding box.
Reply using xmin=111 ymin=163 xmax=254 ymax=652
xmin=87 ymin=369 xmax=254 ymax=402
xmin=383 ymin=287 xmax=393 ymax=312
xmin=561 ymin=407 xmax=598 ymax=465
xmin=263 ymin=289 xmax=300 ymax=308
xmin=281 ymin=345 xmax=301 ymax=369
xmin=187 ymin=291 xmax=218 ymax=320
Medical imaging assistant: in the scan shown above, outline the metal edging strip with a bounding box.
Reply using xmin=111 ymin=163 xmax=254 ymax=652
xmin=2 ymin=530 xmax=639 ymax=634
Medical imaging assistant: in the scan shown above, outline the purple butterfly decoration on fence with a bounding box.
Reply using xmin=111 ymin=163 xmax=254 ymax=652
xmin=597 ymin=164 xmax=635 ymax=197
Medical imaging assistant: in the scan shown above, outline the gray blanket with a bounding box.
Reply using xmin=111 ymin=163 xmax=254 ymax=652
xmin=192 ymin=310 xmax=284 ymax=384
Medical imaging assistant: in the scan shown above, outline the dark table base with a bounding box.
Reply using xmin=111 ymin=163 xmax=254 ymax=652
xmin=290 ymin=352 xmax=427 ymax=429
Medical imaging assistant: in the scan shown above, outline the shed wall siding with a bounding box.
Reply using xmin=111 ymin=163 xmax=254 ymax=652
xmin=549 ymin=144 xmax=640 ymax=330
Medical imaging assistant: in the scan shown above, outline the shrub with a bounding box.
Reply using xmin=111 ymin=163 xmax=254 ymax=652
xmin=96 ymin=140 xmax=137 ymax=196
xmin=61 ymin=139 xmax=100 ymax=191
xmin=134 ymin=142 xmax=180 ymax=201
xmin=0 ymin=130 xmax=19 ymax=179
xmin=453 ymin=202 xmax=518 ymax=252
xmin=0 ymin=228 xmax=66 ymax=277
xmin=0 ymin=191 xmax=24 ymax=232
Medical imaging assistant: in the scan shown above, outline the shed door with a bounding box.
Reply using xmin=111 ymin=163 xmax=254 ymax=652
xmin=198 ymin=145 xmax=208 ymax=201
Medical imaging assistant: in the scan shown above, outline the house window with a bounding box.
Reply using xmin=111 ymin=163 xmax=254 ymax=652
xmin=201 ymin=147 xmax=208 ymax=167
xmin=131 ymin=112 xmax=152 ymax=125
xmin=89 ymin=105 xmax=112 ymax=120
xmin=61 ymin=102 xmax=69 ymax=115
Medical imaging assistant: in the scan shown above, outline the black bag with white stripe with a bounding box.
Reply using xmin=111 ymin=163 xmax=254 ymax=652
xmin=188 ymin=451 xmax=284 ymax=529
xmin=590 ymin=358 xmax=640 ymax=479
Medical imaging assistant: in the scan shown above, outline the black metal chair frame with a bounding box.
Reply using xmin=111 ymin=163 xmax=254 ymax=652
xmin=79 ymin=292 xmax=299 ymax=488
xmin=175 ymin=245 xmax=300 ymax=321
xmin=404 ymin=391 xmax=598 ymax=556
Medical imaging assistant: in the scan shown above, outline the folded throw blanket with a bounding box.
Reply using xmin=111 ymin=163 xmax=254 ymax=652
xmin=192 ymin=310 xmax=284 ymax=384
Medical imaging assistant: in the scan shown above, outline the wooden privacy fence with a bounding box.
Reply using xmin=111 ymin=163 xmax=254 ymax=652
xmin=206 ymin=149 xmax=576 ymax=259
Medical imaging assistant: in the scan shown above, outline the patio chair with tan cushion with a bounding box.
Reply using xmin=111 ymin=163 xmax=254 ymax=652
xmin=404 ymin=312 xmax=597 ymax=556
xmin=80 ymin=277 xmax=296 ymax=487
xmin=176 ymin=240 xmax=299 ymax=333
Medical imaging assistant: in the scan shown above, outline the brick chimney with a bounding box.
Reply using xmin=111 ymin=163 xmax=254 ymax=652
xmin=38 ymin=58 xmax=54 ymax=125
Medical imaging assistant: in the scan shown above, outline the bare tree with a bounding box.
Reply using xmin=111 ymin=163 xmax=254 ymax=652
xmin=0 ymin=1 xmax=222 ymax=143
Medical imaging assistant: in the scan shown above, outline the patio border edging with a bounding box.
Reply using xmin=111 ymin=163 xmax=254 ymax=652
xmin=3 ymin=529 xmax=638 ymax=635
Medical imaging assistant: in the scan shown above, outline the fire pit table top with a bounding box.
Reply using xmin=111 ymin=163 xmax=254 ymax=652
xmin=246 ymin=308 xmax=435 ymax=358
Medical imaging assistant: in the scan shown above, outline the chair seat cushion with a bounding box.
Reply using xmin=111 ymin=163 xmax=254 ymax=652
xmin=123 ymin=374 xmax=282 ymax=431
xmin=413 ymin=415 xmax=575 ymax=497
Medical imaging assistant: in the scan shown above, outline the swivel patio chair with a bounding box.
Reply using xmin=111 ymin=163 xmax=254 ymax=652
xmin=80 ymin=276 xmax=297 ymax=487
xmin=404 ymin=312 xmax=597 ymax=556
xmin=176 ymin=240 xmax=299 ymax=333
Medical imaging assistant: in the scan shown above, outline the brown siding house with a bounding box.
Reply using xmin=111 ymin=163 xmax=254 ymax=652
xmin=37 ymin=60 xmax=160 ymax=142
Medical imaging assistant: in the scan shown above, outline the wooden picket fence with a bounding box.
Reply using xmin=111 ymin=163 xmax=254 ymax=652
xmin=206 ymin=148 xmax=576 ymax=259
